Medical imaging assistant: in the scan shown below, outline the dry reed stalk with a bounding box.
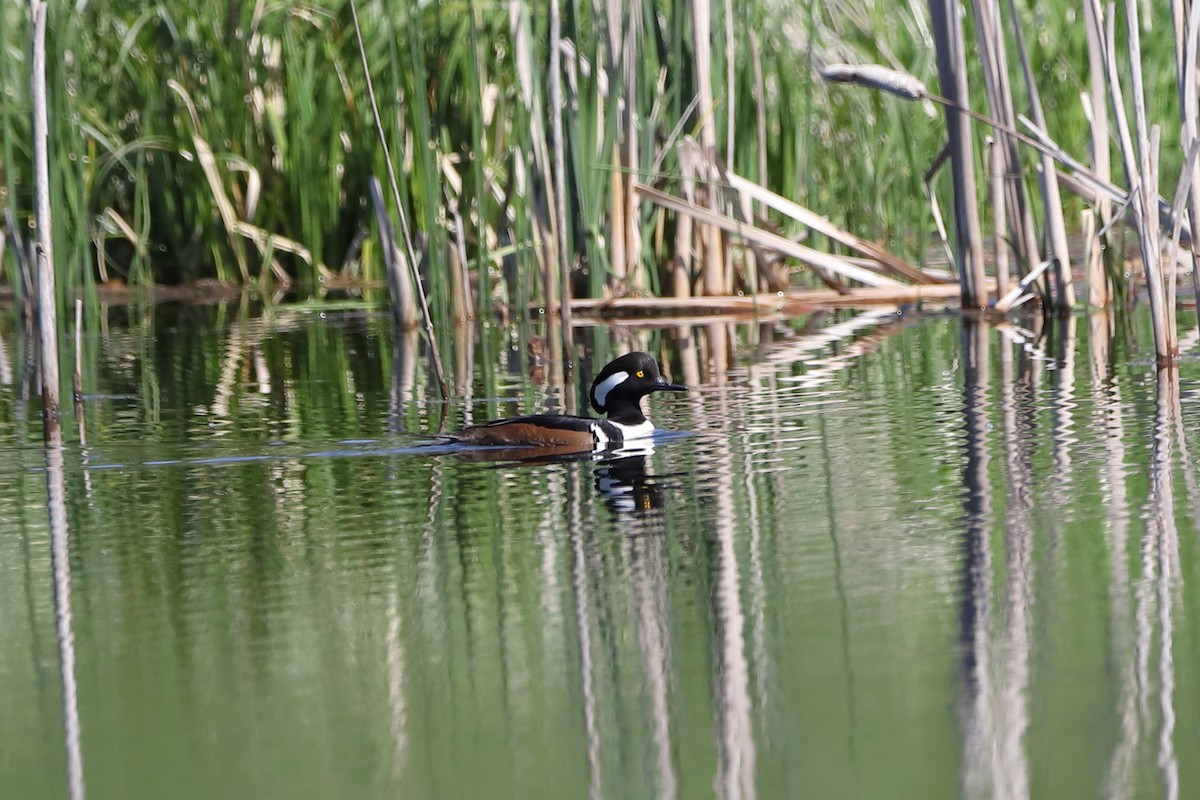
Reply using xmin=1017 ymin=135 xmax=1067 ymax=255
xmin=168 ymin=82 xmax=310 ymax=284
xmin=549 ymin=0 xmax=573 ymax=360
xmin=969 ymin=0 xmax=1041 ymax=274
xmin=1018 ymin=118 xmax=1188 ymax=244
xmin=31 ymin=0 xmax=60 ymax=429
xmin=720 ymin=167 xmax=941 ymax=284
xmin=928 ymin=0 xmax=988 ymax=306
xmin=166 ymin=82 xmax=249 ymax=282
xmin=635 ymin=182 xmax=902 ymax=287
xmin=994 ymin=257 xmax=1054 ymax=313
xmin=1179 ymin=2 xmax=1200 ymax=330
xmin=1119 ymin=0 xmax=1176 ymax=360
xmin=683 ymin=140 xmax=785 ymax=291
xmin=72 ymin=298 xmax=90 ymax=462
xmin=1003 ymin=0 xmax=1074 ymax=309
xmin=748 ymin=32 xmax=772 ymax=290
xmin=1095 ymin=1 xmax=1161 ymax=338
xmin=1146 ymin=126 xmax=1174 ymax=356
xmin=749 ymin=33 xmax=768 ymax=197
xmin=732 ymin=186 xmax=761 ymax=293
xmin=1165 ymin=142 xmax=1199 ymax=322
xmin=826 ymin=63 xmax=1179 ymax=244
xmin=1083 ymin=211 xmax=1108 ymax=307
xmin=100 ymin=208 xmax=143 ymax=280
xmin=922 ymin=146 xmax=959 ymax=271
xmin=369 ymin=183 xmax=417 ymax=329
xmin=510 ymin=1 xmax=557 ymax=305
xmin=996 ymin=5 xmax=1070 ymax=308
xmin=448 ymin=195 xmax=475 ymax=321
xmin=72 ymin=298 xmax=82 ymax=404
xmin=623 ymin=10 xmax=643 ymax=292
xmin=546 ymin=0 xmax=567 ymax=317
xmin=724 ymin=0 xmax=736 ymax=170
xmin=3 ymin=206 xmax=33 ymax=320
xmin=448 ymin=239 xmax=468 ymax=324
xmin=673 ymin=214 xmax=696 ymax=297
xmin=570 ymin=281 xmax=984 ymax=317
xmin=690 ymin=0 xmax=727 ymax=294
xmin=1083 ymin=0 xmax=1113 ymax=238
xmin=606 ymin=2 xmax=644 ymax=293
xmin=1079 ymin=94 xmax=1111 ymax=307
xmin=349 ymin=0 xmax=448 ymax=401
xmin=673 ymin=142 xmax=701 ymax=296
xmin=33 ymin=9 xmax=80 ymax=789
xmin=988 ymin=139 xmax=1011 ymax=294
xmin=609 ymin=149 xmax=627 ymax=288
xmin=605 ymin=0 xmax=627 ymax=286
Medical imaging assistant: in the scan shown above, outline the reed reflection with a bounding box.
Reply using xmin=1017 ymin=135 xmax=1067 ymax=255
xmin=567 ymin=466 xmax=602 ymax=800
xmin=623 ymin=485 xmax=679 ymax=800
xmin=708 ymin=377 xmax=756 ymax=800
xmin=0 ymin=323 xmax=12 ymax=387
xmin=1089 ymin=312 xmax=1138 ymax=797
xmin=1050 ymin=315 xmax=1078 ymax=510
xmin=45 ymin=439 xmax=85 ymax=800
xmin=1147 ymin=370 xmax=1180 ymax=800
xmin=390 ymin=329 xmax=419 ymax=434
xmin=958 ymin=319 xmax=1033 ymax=800
xmin=384 ymin=590 xmax=408 ymax=783
xmin=21 ymin=299 xmax=1200 ymax=798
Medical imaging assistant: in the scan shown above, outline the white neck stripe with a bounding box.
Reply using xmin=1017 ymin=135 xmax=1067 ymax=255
xmin=592 ymin=370 xmax=629 ymax=409
xmin=611 ymin=419 xmax=655 ymax=440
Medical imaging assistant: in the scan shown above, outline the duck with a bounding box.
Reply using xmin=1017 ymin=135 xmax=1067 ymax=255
xmin=452 ymin=352 xmax=687 ymax=448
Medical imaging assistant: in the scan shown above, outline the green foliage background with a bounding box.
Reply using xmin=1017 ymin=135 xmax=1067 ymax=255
xmin=0 ymin=0 xmax=1185 ymax=306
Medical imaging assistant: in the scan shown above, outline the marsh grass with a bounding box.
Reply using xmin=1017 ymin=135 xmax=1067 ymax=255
xmin=0 ymin=0 xmax=1191 ymax=330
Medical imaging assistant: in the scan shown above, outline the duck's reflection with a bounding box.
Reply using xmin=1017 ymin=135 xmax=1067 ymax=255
xmin=593 ymin=440 xmax=668 ymax=517
xmin=449 ymin=437 xmax=677 ymax=517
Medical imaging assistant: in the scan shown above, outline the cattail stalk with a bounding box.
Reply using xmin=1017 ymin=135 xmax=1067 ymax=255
xmin=31 ymin=0 xmax=60 ymax=433
xmin=928 ymin=0 xmax=988 ymax=306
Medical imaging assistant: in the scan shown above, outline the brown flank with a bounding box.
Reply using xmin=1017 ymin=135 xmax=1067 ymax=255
xmin=456 ymin=422 xmax=595 ymax=448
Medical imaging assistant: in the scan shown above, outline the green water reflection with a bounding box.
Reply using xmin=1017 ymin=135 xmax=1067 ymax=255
xmin=1 ymin=304 xmax=1198 ymax=799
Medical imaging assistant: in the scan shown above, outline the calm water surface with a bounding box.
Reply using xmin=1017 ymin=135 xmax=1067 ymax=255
xmin=2 ymin=304 xmax=1199 ymax=799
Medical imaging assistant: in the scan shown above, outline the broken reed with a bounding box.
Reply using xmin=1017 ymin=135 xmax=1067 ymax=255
xmin=828 ymin=0 xmax=1191 ymax=360
xmin=0 ymin=0 xmax=1193 ymax=347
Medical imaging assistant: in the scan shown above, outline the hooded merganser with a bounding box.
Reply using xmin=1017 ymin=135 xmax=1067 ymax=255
xmin=453 ymin=352 xmax=687 ymax=448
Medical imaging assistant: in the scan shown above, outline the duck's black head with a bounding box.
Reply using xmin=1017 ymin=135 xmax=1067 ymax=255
xmin=589 ymin=352 xmax=687 ymax=424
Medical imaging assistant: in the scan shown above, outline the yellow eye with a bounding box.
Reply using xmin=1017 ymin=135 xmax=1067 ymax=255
xmin=636 ymin=370 xmax=645 ymax=378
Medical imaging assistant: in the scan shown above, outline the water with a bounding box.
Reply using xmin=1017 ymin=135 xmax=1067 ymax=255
xmin=2 ymin=304 xmax=1199 ymax=799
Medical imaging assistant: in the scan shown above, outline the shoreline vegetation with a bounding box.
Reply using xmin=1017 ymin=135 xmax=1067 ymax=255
xmin=2 ymin=1 xmax=1199 ymax=371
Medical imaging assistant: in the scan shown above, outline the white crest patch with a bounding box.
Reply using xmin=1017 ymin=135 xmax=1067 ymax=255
xmin=591 ymin=370 xmax=629 ymax=409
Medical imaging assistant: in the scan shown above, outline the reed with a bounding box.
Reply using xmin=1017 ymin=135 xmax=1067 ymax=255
xmin=969 ymin=0 xmax=1040 ymax=282
xmin=1082 ymin=0 xmax=1113 ymax=308
xmin=30 ymin=0 xmax=60 ymax=434
xmin=927 ymin=0 xmax=986 ymax=307
xmin=1176 ymin=1 xmax=1200 ymax=331
xmin=0 ymin=0 xmax=1195 ymax=353
xmin=349 ymin=0 xmax=447 ymax=400
xmin=549 ymin=0 xmax=573 ymax=361
xmin=1005 ymin=0 xmax=1074 ymax=310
